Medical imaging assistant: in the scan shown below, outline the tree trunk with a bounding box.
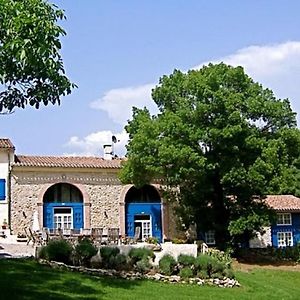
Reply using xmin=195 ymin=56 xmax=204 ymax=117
xmin=211 ymin=172 xmax=230 ymax=250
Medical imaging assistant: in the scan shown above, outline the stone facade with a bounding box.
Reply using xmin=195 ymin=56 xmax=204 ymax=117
xmin=10 ymin=167 xmax=178 ymax=242
xmin=10 ymin=168 xmax=124 ymax=235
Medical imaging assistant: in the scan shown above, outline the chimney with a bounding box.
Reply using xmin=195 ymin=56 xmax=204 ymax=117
xmin=103 ymin=144 xmax=113 ymax=160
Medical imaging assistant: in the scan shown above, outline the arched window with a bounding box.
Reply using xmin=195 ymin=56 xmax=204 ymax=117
xmin=125 ymin=185 xmax=160 ymax=203
xmin=43 ymin=183 xmax=83 ymax=203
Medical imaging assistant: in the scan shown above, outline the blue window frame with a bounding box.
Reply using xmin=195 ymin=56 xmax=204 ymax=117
xmin=0 ymin=179 xmax=5 ymax=200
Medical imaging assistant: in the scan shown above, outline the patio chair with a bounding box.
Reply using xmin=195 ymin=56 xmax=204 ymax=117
xmin=132 ymin=226 xmax=141 ymax=244
xmin=41 ymin=227 xmax=50 ymax=245
xmin=26 ymin=228 xmax=43 ymax=246
xmin=91 ymin=227 xmax=103 ymax=245
xmin=107 ymin=228 xmax=119 ymax=245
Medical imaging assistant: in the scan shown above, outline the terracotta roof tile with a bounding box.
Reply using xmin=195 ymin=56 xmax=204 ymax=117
xmin=0 ymin=138 xmax=15 ymax=149
xmin=265 ymin=195 xmax=300 ymax=212
xmin=13 ymin=155 xmax=122 ymax=169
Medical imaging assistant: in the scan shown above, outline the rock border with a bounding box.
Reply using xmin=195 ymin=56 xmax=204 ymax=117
xmin=39 ymin=259 xmax=240 ymax=288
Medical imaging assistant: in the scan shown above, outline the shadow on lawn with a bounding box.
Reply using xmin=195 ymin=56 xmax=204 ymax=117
xmin=0 ymin=259 xmax=101 ymax=299
xmin=0 ymin=259 xmax=143 ymax=300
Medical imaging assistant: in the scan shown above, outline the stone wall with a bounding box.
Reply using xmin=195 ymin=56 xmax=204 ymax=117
xmin=10 ymin=169 xmax=123 ymax=234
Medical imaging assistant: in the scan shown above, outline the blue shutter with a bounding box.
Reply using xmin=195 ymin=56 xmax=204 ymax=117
xmin=0 ymin=179 xmax=5 ymax=200
xmin=43 ymin=204 xmax=53 ymax=229
xmin=126 ymin=212 xmax=134 ymax=237
xmin=152 ymin=204 xmax=162 ymax=242
xmin=73 ymin=204 xmax=83 ymax=229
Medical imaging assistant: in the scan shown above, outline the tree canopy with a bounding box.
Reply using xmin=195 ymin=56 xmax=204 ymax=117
xmin=120 ymin=63 xmax=300 ymax=249
xmin=0 ymin=0 xmax=75 ymax=113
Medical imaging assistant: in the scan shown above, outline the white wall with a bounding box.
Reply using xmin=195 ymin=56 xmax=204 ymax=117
xmin=249 ymin=226 xmax=272 ymax=248
xmin=0 ymin=150 xmax=13 ymax=228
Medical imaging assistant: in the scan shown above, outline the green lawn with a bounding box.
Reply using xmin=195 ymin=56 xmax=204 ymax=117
xmin=0 ymin=259 xmax=300 ymax=299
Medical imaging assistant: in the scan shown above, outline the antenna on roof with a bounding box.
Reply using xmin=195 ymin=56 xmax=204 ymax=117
xmin=111 ymin=135 xmax=120 ymax=158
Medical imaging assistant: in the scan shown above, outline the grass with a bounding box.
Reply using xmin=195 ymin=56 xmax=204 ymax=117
xmin=1 ymin=259 xmax=300 ymax=299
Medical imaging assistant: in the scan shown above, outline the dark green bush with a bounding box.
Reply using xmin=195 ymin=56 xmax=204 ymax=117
xmin=128 ymin=247 xmax=154 ymax=264
xmin=44 ymin=239 xmax=73 ymax=264
xmin=38 ymin=246 xmax=47 ymax=259
xmin=179 ymin=267 xmax=194 ymax=280
xmin=100 ymin=246 xmax=120 ymax=260
xmin=196 ymin=270 xmax=209 ymax=279
xmin=108 ymin=253 xmax=128 ymax=270
xmin=74 ymin=238 xmax=97 ymax=266
xmin=159 ymin=254 xmax=177 ymax=276
xmin=100 ymin=246 xmax=120 ymax=269
xmin=195 ymin=254 xmax=233 ymax=278
xmin=177 ymin=254 xmax=195 ymax=267
xmin=223 ymin=268 xmax=235 ymax=279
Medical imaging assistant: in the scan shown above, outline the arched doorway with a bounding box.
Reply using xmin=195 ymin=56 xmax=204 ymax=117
xmin=125 ymin=185 xmax=162 ymax=242
xmin=43 ymin=183 xmax=84 ymax=230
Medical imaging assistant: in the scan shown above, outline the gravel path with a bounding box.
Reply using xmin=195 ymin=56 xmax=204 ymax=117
xmin=0 ymin=239 xmax=36 ymax=258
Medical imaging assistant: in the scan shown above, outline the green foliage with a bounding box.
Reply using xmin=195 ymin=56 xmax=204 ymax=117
xmin=100 ymin=247 xmax=120 ymax=268
xmin=179 ymin=267 xmax=194 ymax=280
xmin=38 ymin=246 xmax=47 ymax=259
xmin=43 ymin=239 xmax=73 ymax=264
xmin=206 ymin=248 xmax=233 ymax=268
xmin=145 ymin=236 xmax=159 ymax=244
xmin=195 ymin=254 xmax=231 ymax=278
xmin=74 ymin=238 xmax=97 ymax=266
xmin=120 ymin=63 xmax=300 ymax=249
xmin=0 ymin=0 xmax=75 ymax=113
xmin=128 ymin=247 xmax=154 ymax=265
xmin=177 ymin=254 xmax=195 ymax=267
xmin=159 ymin=254 xmax=177 ymax=276
xmin=135 ymin=258 xmax=152 ymax=274
xmin=107 ymin=253 xmax=129 ymax=270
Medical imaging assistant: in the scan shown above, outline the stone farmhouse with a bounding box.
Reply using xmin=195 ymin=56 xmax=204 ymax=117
xmin=1 ymin=138 xmax=300 ymax=248
xmin=0 ymin=138 xmax=176 ymax=243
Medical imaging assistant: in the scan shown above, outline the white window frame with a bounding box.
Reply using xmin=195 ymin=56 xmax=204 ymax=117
xmin=277 ymin=213 xmax=292 ymax=225
xmin=135 ymin=215 xmax=152 ymax=241
xmin=205 ymin=230 xmax=216 ymax=245
xmin=53 ymin=207 xmax=73 ymax=230
xmin=277 ymin=231 xmax=293 ymax=247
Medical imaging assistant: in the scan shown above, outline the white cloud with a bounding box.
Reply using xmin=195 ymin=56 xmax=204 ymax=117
xmin=195 ymin=41 xmax=300 ymax=121
xmin=64 ymin=129 xmax=128 ymax=157
xmin=90 ymin=83 xmax=158 ymax=126
xmin=67 ymin=41 xmax=300 ymax=156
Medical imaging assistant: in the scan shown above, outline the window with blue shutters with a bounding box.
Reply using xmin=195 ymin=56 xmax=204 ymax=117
xmin=0 ymin=179 xmax=6 ymax=200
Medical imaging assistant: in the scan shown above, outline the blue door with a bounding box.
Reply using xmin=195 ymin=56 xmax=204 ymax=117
xmin=125 ymin=203 xmax=162 ymax=242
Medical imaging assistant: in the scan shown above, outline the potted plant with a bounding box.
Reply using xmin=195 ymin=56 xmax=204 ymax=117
xmin=2 ymin=219 xmax=8 ymax=230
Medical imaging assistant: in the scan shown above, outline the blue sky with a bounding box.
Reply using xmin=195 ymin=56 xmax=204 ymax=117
xmin=1 ymin=0 xmax=300 ymax=157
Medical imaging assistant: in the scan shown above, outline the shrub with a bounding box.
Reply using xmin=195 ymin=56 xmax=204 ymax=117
xmin=100 ymin=246 xmax=120 ymax=260
xmin=207 ymin=248 xmax=232 ymax=268
xmin=145 ymin=236 xmax=159 ymax=244
xmin=179 ymin=267 xmax=194 ymax=280
xmin=177 ymin=254 xmax=195 ymax=267
xmin=44 ymin=239 xmax=73 ymax=264
xmin=195 ymin=254 xmax=232 ymax=278
xmin=38 ymin=246 xmax=47 ymax=259
xmin=136 ymin=258 xmax=152 ymax=273
xmin=100 ymin=247 xmax=120 ymax=269
xmin=109 ymin=253 xmax=128 ymax=270
xmin=172 ymin=238 xmax=186 ymax=244
xmin=159 ymin=254 xmax=177 ymax=276
xmin=223 ymin=268 xmax=235 ymax=279
xmin=74 ymin=238 xmax=97 ymax=266
xmin=128 ymin=247 xmax=154 ymax=265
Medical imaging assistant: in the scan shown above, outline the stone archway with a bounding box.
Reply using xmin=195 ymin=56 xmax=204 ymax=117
xmin=120 ymin=184 xmax=163 ymax=242
xmin=38 ymin=181 xmax=91 ymax=230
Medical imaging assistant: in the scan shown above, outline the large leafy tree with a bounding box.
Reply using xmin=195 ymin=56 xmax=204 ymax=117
xmin=0 ymin=0 xmax=75 ymax=113
xmin=120 ymin=63 xmax=300 ymax=249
